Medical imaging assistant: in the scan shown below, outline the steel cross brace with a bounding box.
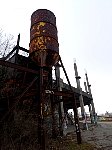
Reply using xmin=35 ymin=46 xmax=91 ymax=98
xmin=0 ymin=59 xmax=38 ymax=74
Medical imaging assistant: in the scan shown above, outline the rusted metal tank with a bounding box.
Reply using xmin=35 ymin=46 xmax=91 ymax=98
xmin=29 ymin=9 xmax=59 ymax=67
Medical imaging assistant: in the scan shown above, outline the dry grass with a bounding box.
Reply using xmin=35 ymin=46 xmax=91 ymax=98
xmin=47 ymin=132 xmax=95 ymax=150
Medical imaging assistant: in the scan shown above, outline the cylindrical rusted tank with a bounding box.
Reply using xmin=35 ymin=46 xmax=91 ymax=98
xmin=29 ymin=9 xmax=59 ymax=67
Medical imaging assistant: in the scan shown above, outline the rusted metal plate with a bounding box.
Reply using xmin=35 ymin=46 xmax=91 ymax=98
xmin=30 ymin=36 xmax=59 ymax=53
xmin=30 ymin=22 xmax=58 ymax=41
xmin=31 ymin=9 xmax=56 ymax=27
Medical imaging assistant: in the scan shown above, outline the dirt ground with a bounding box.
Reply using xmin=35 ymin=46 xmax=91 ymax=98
xmin=65 ymin=121 xmax=112 ymax=150
xmin=81 ymin=122 xmax=112 ymax=150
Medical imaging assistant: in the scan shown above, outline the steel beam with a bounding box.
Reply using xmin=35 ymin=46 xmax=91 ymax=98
xmin=38 ymin=67 xmax=46 ymax=150
xmin=0 ymin=60 xmax=38 ymax=74
xmin=53 ymin=90 xmax=73 ymax=98
xmin=59 ymin=56 xmax=72 ymax=91
xmin=1 ymin=46 xmax=17 ymax=61
xmin=19 ymin=46 xmax=29 ymax=53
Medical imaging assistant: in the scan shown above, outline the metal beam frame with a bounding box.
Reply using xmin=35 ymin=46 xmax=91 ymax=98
xmin=0 ymin=60 xmax=38 ymax=74
xmin=0 ymin=47 xmax=82 ymax=144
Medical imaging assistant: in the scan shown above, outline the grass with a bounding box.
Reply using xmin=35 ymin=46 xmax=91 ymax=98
xmin=48 ymin=132 xmax=95 ymax=150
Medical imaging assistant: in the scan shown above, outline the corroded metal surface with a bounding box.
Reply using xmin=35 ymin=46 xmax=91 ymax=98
xmin=29 ymin=9 xmax=59 ymax=67
xmin=31 ymin=9 xmax=56 ymax=26
xmin=30 ymin=36 xmax=58 ymax=53
xmin=30 ymin=22 xmax=58 ymax=41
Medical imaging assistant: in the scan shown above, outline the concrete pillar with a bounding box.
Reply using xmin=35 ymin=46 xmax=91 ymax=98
xmin=88 ymin=104 xmax=94 ymax=124
xmin=84 ymin=81 xmax=88 ymax=93
xmin=55 ymin=64 xmax=65 ymax=135
xmin=74 ymin=62 xmax=88 ymax=130
xmin=59 ymin=78 xmax=64 ymax=118
xmin=55 ymin=65 xmax=64 ymax=117
xmin=85 ymin=73 xmax=97 ymax=124
xmin=84 ymin=81 xmax=93 ymax=123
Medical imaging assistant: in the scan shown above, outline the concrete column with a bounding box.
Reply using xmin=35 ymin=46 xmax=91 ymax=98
xmin=84 ymin=81 xmax=88 ymax=93
xmin=55 ymin=65 xmax=64 ymax=118
xmin=74 ymin=62 xmax=88 ymax=130
xmin=55 ymin=64 xmax=65 ymax=135
xmin=88 ymin=104 xmax=94 ymax=124
xmin=84 ymin=81 xmax=93 ymax=123
xmin=59 ymin=78 xmax=64 ymax=118
xmin=85 ymin=73 xmax=97 ymax=124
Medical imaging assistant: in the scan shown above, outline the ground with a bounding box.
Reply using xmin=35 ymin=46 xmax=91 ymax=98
xmin=1 ymin=120 xmax=112 ymax=149
xmin=64 ymin=121 xmax=112 ymax=150
xmin=48 ymin=132 xmax=95 ymax=150
xmin=81 ymin=122 xmax=112 ymax=150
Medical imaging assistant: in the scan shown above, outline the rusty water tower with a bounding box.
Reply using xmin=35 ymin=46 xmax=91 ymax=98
xmin=29 ymin=10 xmax=60 ymax=148
xmin=29 ymin=9 xmax=59 ymax=67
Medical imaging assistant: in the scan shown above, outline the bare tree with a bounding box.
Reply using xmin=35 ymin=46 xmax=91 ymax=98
xmin=0 ymin=29 xmax=15 ymax=58
xmin=0 ymin=29 xmax=15 ymax=97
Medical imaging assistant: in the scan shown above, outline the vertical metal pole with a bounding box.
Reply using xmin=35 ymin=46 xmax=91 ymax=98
xmin=38 ymin=50 xmax=49 ymax=149
xmin=38 ymin=67 xmax=46 ymax=150
xmin=15 ymin=34 xmax=20 ymax=64
xmin=74 ymin=62 xmax=88 ymax=130
xmin=13 ymin=34 xmax=20 ymax=78
xmin=17 ymin=34 xmax=20 ymax=47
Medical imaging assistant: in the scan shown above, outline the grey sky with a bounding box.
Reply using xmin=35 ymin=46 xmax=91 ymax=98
xmin=0 ymin=0 xmax=112 ymax=114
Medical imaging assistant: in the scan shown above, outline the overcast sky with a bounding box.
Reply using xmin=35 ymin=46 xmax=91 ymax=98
xmin=0 ymin=0 xmax=112 ymax=114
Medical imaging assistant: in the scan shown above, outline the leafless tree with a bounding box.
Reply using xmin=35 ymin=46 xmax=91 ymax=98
xmin=0 ymin=29 xmax=15 ymax=58
xmin=0 ymin=29 xmax=15 ymax=90
xmin=0 ymin=30 xmax=40 ymax=149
